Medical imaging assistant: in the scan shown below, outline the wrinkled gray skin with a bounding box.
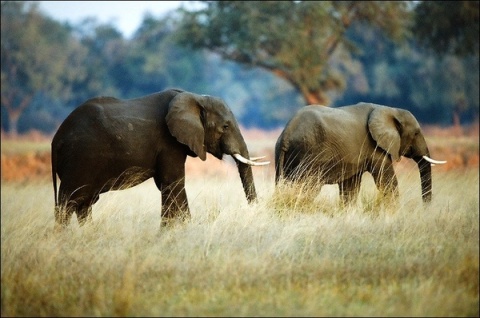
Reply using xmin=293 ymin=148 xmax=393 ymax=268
xmin=52 ymin=88 xmax=258 ymax=228
xmin=275 ymin=103 xmax=435 ymax=204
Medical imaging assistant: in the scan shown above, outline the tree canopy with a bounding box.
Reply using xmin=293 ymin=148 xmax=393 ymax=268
xmin=413 ymin=1 xmax=479 ymax=57
xmin=1 ymin=1 xmax=478 ymax=134
xmin=176 ymin=1 xmax=412 ymax=105
xmin=1 ymin=1 xmax=81 ymax=134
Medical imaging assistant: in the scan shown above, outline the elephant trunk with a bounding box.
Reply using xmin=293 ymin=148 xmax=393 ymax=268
xmin=416 ymin=156 xmax=432 ymax=203
xmin=230 ymin=139 xmax=257 ymax=202
xmin=237 ymin=159 xmax=257 ymax=203
xmin=410 ymin=134 xmax=445 ymax=203
xmin=233 ymin=151 xmax=271 ymax=202
xmin=226 ymin=128 xmax=269 ymax=203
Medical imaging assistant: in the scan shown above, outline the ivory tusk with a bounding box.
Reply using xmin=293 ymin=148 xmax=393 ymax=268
xmin=250 ymin=156 xmax=266 ymax=161
xmin=422 ymin=155 xmax=447 ymax=165
xmin=233 ymin=154 xmax=270 ymax=166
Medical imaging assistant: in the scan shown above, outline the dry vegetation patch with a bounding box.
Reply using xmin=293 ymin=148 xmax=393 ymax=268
xmin=1 ymin=165 xmax=478 ymax=316
xmin=1 ymin=126 xmax=478 ymax=316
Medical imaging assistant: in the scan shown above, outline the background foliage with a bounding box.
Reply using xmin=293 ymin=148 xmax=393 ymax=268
xmin=1 ymin=1 xmax=479 ymax=134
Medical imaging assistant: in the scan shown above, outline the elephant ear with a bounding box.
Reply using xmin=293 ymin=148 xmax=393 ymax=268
xmin=367 ymin=106 xmax=401 ymax=162
xmin=166 ymin=92 xmax=207 ymax=161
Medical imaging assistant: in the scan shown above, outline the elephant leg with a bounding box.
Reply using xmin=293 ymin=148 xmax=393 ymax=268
xmin=56 ymin=183 xmax=97 ymax=229
xmin=339 ymin=174 xmax=362 ymax=206
xmin=154 ymin=157 xmax=190 ymax=227
xmin=54 ymin=187 xmax=76 ymax=229
xmin=54 ymin=202 xmax=74 ymax=231
xmin=76 ymin=195 xmax=99 ymax=226
xmin=76 ymin=203 xmax=93 ymax=226
xmin=157 ymin=179 xmax=190 ymax=227
xmin=371 ymin=164 xmax=399 ymax=201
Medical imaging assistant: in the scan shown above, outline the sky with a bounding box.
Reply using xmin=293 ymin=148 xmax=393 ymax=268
xmin=38 ymin=1 xmax=191 ymax=38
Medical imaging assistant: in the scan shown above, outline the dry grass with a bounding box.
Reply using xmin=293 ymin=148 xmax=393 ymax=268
xmin=1 ymin=165 xmax=478 ymax=317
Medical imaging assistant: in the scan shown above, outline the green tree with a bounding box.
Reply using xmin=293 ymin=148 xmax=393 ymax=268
xmin=176 ymin=1 xmax=411 ymax=106
xmin=320 ymin=16 xmax=479 ymax=127
xmin=112 ymin=14 xmax=210 ymax=98
xmin=413 ymin=1 xmax=479 ymax=57
xmin=409 ymin=54 xmax=477 ymax=126
xmin=1 ymin=1 xmax=81 ymax=134
xmin=413 ymin=1 xmax=479 ymax=126
xmin=69 ymin=17 xmax=124 ymax=104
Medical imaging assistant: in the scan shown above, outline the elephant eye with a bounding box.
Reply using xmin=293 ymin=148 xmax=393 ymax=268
xmin=223 ymin=124 xmax=229 ymax=130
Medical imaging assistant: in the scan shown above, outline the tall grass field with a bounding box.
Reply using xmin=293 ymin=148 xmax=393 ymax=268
xmin=1 ymin=132 xmax=479 ymax=316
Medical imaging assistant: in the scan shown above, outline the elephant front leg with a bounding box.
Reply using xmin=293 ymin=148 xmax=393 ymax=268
xmin=76 ymin=195 xmax=99 ymax=226
xmin=154 ymin=166 xmax=191 ymax=228
xmin=159 ymin=181 xmax=190 ymax=227
xmin=371 ymin=163 xmax=399 ymax=202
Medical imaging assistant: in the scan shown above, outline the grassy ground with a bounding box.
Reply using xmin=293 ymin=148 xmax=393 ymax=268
xmin=1 ymin=165 xmax=478 ymax=316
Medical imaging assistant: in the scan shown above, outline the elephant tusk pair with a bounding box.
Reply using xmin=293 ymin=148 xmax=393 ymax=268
xmin=422 ymin=155 xmax=447 ymax=166
xmin=233 ymin=154 xmax=270 ymax=166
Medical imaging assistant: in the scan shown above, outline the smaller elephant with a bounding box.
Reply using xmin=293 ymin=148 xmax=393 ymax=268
xmin=51 ymin=88 xmax=269 ymax=229
xmin=275 ymin=103 xmax=446 ymax=204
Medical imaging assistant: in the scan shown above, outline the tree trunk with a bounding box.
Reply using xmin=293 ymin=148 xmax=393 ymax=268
xmin=302 ymin=88 xmax=330 ymax=106
xmin=1 ymin=94 xmax=32 ymax=136
xmin=8 ymin=113 xmax=20 ymax=136
xmin=452 ymin=108 xmax=462 ymax=136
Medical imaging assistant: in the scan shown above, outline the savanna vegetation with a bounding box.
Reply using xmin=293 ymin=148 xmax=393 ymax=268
xmin=1 ymin=1 xmax=479 ymax=316
xmin=1 ymin=129 xmax=479 ymax=316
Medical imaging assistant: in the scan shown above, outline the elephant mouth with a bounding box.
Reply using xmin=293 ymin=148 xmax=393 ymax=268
xmin=211 ymin=151 xmax=224 ymax=160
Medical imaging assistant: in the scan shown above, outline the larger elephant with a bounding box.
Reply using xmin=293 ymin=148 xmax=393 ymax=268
xmin=275 ymin=103 xmax=446 ymax=204
xmin=51 ymin=88 xmax=269 ymax=229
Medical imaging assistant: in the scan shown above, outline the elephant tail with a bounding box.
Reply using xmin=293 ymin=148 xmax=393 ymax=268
xmin=51 ymin=143 xmax=58 ymax=207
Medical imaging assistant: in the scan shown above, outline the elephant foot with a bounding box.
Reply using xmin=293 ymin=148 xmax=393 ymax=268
xmin=160 ymin=216 xmax=189 ymax=230
xmin=52 ymin=222 xmax=70 ymax=234
xmin=160 ymin=208 xmax=191 ymax=229
xmin=160 ymin=218 xmax=174 ymax=229
xmin=77 ymin=214 xmax=93 ymax=227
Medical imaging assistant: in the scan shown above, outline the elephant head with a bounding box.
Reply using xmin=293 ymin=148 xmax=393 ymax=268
xmin=166 ymin=92 xmax=269 ymax=202
xmin=368 ymin=105 xmax=446 ymax=202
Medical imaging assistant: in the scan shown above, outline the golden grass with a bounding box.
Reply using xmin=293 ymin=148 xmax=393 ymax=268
xmin=1 ymin=166 xmax=479 ymax=316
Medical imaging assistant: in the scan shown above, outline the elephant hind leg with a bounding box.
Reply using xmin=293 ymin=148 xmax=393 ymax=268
xmin=339 ymin=174 xmax=362 ymax=206
xmin=56 ymin=184 xmax=98 ymax=227
xmin=75 ymin=195 xmax=99 ymax=226
xmin=54 ymin=202 xmax=74 ymax=230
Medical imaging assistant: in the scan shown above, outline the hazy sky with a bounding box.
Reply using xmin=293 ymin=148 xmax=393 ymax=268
xmin=39 ymin=1 xmax=188 ymax=38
